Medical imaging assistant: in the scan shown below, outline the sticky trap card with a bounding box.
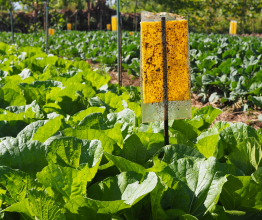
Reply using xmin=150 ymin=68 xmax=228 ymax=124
xmin=140 ymin=11 xmax=191 ymax=123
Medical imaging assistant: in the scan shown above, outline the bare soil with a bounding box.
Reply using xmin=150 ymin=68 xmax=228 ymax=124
xmin=88 ymin=60 xmax=262 ymax=129
xmin=87 ymin=60 xmax=140 ymax=87
xmin=108 ymin=71 xmax=140 ymax=87
xmin=239 ymin=33 xmax=262 ymax=38
xmin=191 ymin=93 xmax=262 ymax=129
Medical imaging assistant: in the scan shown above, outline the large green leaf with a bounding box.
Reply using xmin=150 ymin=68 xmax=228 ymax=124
xmin=37 ymin=163 xmax=95 ymax=202
xmin=31 ymin=56 xmax=58 ymax=72
xmin=0 ymin=166 xmax=38 ymax=206
xmin=220 ymin=122 xmax=259 ymax=153
xmin=17 ymin=120 xmax=48 ymax=144
xmin=104 ymin=152 xmax=146 ymax=175
xmin=157 ymin=157 xmax=242 ymax=218
xmin=45 ymin=136 xmax=103 ymax=170
xmin=18 ymin=85 xmax=48 ymax=106
xmin=82 ymin=70 xmax=111 ymax=90
xmin=1 ymin=88 xmax=26 ymax=108
xmin=103 ymin=123 xmax=124 ymax=148
xmin=220 ymin=175 xmax=262 ymax=219
xmin=0 ymin=120 xmax=28 ymax=138
xmin=32 ymin=116 xmax=63 ymax=143
xmin=192 ymin=106 xmax=223 ymax=130
xmin=0 ymin=139 xmax=48 ymax=177
xmin=251 ymin=167 xmax=262 ymax=187
xmin=3 ymin=189 xmax=66 ymax=220
xmin=64 ymin=196 xmax=111 ymax=220
xmin=0 ymin=111 xmax=24 ymax=121
xmin=212 ymin=121 xmax=232 ymax=133
xmin=105 ymin=108 xmax=136 ymax=136
xmin=227 ymin=137 xmax=262 ymax=175
xmin=53 ymin=83 xmax=96 ymax=101
xmin=97 ymin=91 xmax=124 ymax=112
xmin=158 ymin=144 xmax=205 ymax=165
xmin=76 ymin=112 xmax=104 ymax=130
xmin=73 ymin=60 xmax=90 ymax=71
xmin=121 ymin=133 xmax=165 ymax=166
xmin=195 ymin=127 xmax=224 ymax=159
xmin=61 ymin=128 xmax=121 ymax=155
xmin=171 ymin=120 xmax=201 ymax=141
xmin=5 ymin=100 xmax=44 ymax=119
xmin=71 ymin=107 xmax=106 ymax=125
xmin=67 ymin=171 xmax=158 ymax=215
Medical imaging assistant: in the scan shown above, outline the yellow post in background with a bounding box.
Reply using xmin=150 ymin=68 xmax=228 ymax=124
xmin=107 ymin=24 xmax=111 ymax=30
xmin=111 ymin=16 xmax=117 ymax=31
xmin=67 ymin=23 xmax=72 ymax=30
xmin=230 ymin=20 xmax=237 ymax=35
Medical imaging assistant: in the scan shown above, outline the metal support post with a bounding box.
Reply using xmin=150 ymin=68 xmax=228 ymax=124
xmin=206 ymin=16 xmax=208 ymax=35
xmin=161 ymin=17 xmax=169 ymax=146
xmin=100 ymin=14 xmax=102 ymax=31
xmin=75 ymin=10 xmax=78 ymax=30
xmin=187 ymin=14 xmax=189 ymax=33
xmin=242 ymin=16 xmax=245 ymax=34
xmin=135 ymin=17 xmax=138 ymax=32
xmin=10 ymin=10 xmax=14 ymax=44
xmin=117 ymin=0 xmax=122 ymax=86
xmin=46 ymin=0 xmax=49 ymax=54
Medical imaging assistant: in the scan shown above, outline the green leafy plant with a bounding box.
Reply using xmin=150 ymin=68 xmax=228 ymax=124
xmin=0 ymin=41 xmax=262 ymax=219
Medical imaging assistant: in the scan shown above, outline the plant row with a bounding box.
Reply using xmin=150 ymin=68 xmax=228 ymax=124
xmin=2 ymin=31 xmax=262 ymax=111
xmin=0 ymin=31 xmax=140 ymax=76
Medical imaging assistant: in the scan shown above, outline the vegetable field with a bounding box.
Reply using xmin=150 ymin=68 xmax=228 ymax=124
xmin=0 ymin=31 xmax=140 ymax=76
xmin=2 ymin=31 xmax=262 ymax=111
xmin=1 ymin=41 xmax=262 ymax=219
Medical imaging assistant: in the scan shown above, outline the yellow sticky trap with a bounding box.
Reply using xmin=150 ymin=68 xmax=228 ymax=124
xmin=52 ymin=29 xmax=55 ymax=35
xmin=130 ymin=32 xmax=134 ymax=35
xmin=229 ymin=20 xmax=237 ymax=35
xmin=107 ymin=24 xmax=111 ymax=30
xmin=112 ymin=16 xmax=117 ymax=31
xmin=67 ymin=23 xmax=72 ymax=30
xmin=140 ymin=11 xmax=191 ymax=123
xmin=48 ymin=28 xmax=52 ymax=35
xmin=141 ymin=20 xmax=190 ymax=103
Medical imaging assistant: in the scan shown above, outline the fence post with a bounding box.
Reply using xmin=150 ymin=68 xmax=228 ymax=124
xmin=117 ymin=0 xmax=122 ymax=86
xmin=75 ymin=10 xmax=78 ymax=30
xmin=46 ymin=0 xmax=49 ymax=54
xmin=10 ymin=10 xmax=14 ymax=44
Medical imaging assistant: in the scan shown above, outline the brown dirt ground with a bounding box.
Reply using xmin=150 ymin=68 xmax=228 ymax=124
xmin=239 ymin=33 xmax=262 ymax=38
xmin=191 ymin=93 xmax=262 ymax=129
xmin=87 ymin=60 xmax=262 ymax=130
xmin=87 ymin=60 xmax=140 ymax=87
